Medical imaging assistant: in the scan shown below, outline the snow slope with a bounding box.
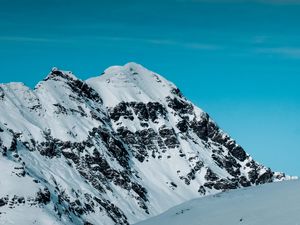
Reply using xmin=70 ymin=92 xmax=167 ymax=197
xmin=0 ymin=62 xmax=290 ymax=225
xmin=87 ymin=62 xmax=180 ymax=106
xmin=136 ymin=179 xmax=300 ymax=225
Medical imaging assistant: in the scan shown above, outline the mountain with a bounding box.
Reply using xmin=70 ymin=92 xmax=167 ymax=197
xmin=135 ymin=179 xmax=300 ymax=225
xmin=0 ymin=62 xmax=289 ymax=225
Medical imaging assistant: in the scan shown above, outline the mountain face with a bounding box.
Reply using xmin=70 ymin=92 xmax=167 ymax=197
xmin=0 ymin=63 xmax=288 ymax=225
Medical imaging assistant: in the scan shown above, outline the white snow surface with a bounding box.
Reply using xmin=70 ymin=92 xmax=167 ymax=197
xmin=86 ymin=62 xmax=180 ymax=107
xmin=136 ymin=180 xmax=300 ymax=225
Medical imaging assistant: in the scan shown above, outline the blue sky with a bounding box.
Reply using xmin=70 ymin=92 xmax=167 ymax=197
xmin=1 ymin=0 xmax=300 ymax=175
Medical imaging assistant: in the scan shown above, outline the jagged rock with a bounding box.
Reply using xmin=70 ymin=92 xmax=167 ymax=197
xmin=256 ymin=169 xmax=274 ymax=185
xmin=0 ymin=87 xmax=4 ymax=100
xmin=147 ymin=102 xmax=167 ymax=122
xmin=205 ymin=168 xmax=219 ymax=181
xmin=213 ymin=179 xmax=238 ymax=190
xmin=198 ymin=186 xmax=206 ymax=195
xmin=36 ymin=188 xmax=50 ymax=205
xmin=109 ymin=102 xmax=134 ymax=121
xmin=166 ymin=97 xmax=194 ymax=116
xmin=0 ymin=197 xmax=8 ymax=207
xmin=230 ymin=145 xmax=247 ymax=162
xmin=130 ymin=102 xmax=149 ymax=121
xmin=176 ymin=119 xmax=189 ymax=133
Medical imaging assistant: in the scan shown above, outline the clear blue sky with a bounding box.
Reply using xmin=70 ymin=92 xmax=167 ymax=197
xmin=1 ymin=0 xmax=300 ymax=175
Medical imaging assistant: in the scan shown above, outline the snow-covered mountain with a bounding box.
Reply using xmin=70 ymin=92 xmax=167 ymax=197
xmin=0 ymin=62 xmax=289 ymax=225
xmin=135 ymin=179 xmax=300 ymax=225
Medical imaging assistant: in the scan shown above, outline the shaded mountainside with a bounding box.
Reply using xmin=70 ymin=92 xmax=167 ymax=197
xmin=0 ymin=63 xmax=289 ymax=225
xmin=135 ymin=180 xmax=300 ymax=225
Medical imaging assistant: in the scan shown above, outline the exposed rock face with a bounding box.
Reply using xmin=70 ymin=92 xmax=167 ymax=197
xmin=0 ymin=63 xmax=288 ymax=225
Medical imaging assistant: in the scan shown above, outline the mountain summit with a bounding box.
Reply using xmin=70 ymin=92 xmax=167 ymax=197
xmin=0 ymin=63 xmax=288 ymax=225
xmin=87 ymin=62 xmax=179 ymax=106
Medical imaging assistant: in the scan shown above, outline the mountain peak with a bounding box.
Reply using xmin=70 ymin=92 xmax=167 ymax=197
xmin=103 ymin=62 xmax=149 ymax=77
xmin=87 ymin=62 xmax=177 ymax=106
xmin=44 ymin=67 xmax=77 ymax=82
xmin=0 ymin=82 xmax=28 ymax=90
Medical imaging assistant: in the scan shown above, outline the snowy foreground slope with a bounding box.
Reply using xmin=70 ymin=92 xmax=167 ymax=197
xmin=0 ymin=62 xmax=290 ymax=225
xmin=136 ymin=180 xmax=300 ymax=225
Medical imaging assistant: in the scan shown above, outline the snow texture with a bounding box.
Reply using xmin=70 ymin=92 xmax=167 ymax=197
xmin=136 ymin=180 xmax=300 ymax=225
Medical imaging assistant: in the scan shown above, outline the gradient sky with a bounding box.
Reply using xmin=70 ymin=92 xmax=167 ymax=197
xmin=1 ymin=0 xmax=300 ymax=175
